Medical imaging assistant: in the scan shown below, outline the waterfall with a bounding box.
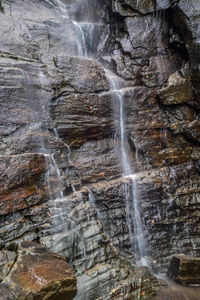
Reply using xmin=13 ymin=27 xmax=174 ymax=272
xmin=105 ymin=70 xmax=148 ymax=266
xmin=47 ymin=0 xmax=149 ymax=267
xmin=46 ymin=0 xmax=104 ymax=58
xmin=107 ymin=74 xmax=132 ymax=176
xmin=72 ymin=21 xmax=88 ymax=57
xmin=43 ymin=0 xmax=149 ymax=275
xmin=22 ymin=67 xmax=72 ymax=229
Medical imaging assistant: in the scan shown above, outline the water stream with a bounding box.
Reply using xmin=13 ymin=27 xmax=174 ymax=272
xmin=1 ymin=1 xmax=199 ymax=299
xmin=45 ymin=0 xmax=104 ymax=58
xmin=72 ymin=20 xmax=88 ymax=57
xmin=106 ymin=71 xmax=148 ymax=266
xmin=21 ymin=64 xmax=73 ymax=240
xmin=44 ymin=0 xmax=150 ymax=267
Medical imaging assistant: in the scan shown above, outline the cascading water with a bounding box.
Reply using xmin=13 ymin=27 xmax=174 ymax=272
xmin=44 ymin=0 xmax=105 ymax=200
xmin=3 ymin=0 xmax=200 ymax=299
xmin=72 ymin=20 xmax=88 ymax=57
xmin=47 ymin=0 xmax=149 ymax=267
xmin=35 ymin=0 xmax=151 ymax=296
xmin=45 ymin=0 xmax=104 ymax=58
xmin=105 ymin=71 xmax=148 ymax=266
xmin=88 ymin=189 xmax=104 ymax=222
xmin=22 ymin=68 xmax=69 ymax=231
xmin=39 ymin=1 xmax=103 ymax=269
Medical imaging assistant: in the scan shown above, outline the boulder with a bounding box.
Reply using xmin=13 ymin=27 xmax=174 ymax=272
xmin=167 ymin=254 xmax=200 ymax=285
xmin=0 ymin=241 xmax=77 ymax=300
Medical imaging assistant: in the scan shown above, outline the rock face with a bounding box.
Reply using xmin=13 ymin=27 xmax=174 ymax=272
xmin=0 ymin=0 xmax=200 ymax=299
xmin=152 ymin=284 xmax=200 ymax=300
xmin=157 ymin=63 xmax=193 ymax=105
xmin=0 ymin=154 xmax=47 ymax=215
xmin=167 ymin=254 xmax=200 ymax=285
xmin=0 ymin=241 xmax=77 ymax=300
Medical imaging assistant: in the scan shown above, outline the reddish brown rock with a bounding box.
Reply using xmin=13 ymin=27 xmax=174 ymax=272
xmin=0 ymin=154 xmax=47 ymax=216
xmin=2 ymin=241 xmax=77 ymax=300
xmin=0 ymin=0 xmax=200 ymax=299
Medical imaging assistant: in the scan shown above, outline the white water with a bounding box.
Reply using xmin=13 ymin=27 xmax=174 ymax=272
xmin=88 ymin=189 xmax=104 ymax=221
xmin=21 ymin=69 xmax=68 ymax=227
xmin=46 ymin=0 xmax=104 ymax=58
xmin=106 ymin=70 xmax=148 ymax=266
xmin=42 ymin=0 xmax=149 ymax=268
xmin=53 ymin=127 xmax=71 ymax=154
xmin=72 ymin=21 xmax=88 ymax=57
xmin=108 ymin=74 xmax=132 ymax=176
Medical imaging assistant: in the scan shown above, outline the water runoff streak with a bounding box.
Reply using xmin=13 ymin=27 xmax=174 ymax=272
xmin=45 ymin=0 xmax=148 ymax=267
xmin=38 ymin=1 xmax=104 ymax=265
xmin=46 ymin=0 xmax=104 ymax=58
xmin=106 ymin=71 xmax=148 ymax=266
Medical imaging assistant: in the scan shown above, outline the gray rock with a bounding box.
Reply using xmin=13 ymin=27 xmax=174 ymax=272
xmin=157 ymin=63 xmax=193 ymax=105
xmin=112 ymin=0 xmax=155 ymax=16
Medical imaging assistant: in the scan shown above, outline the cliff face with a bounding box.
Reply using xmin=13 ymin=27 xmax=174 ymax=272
xmin=0 ymin=0 xmax=200 ymax=299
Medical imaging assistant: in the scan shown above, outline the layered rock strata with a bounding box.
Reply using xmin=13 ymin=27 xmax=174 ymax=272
xmin=0 ymin=0 xmax=200 ymax=299
xmin=167 ymin=254 xmax=200 ymax=285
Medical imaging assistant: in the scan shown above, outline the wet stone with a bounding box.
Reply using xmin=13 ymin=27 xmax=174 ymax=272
xmin=167 ymin=254 xmax=200 ymax=285
xmin=0 ymin=241 xmax=77 ymax=300
xmin=0 ymin=154 xmax=47 ymax=216
xmin=0 ymin=0 xmax=200 ymax=299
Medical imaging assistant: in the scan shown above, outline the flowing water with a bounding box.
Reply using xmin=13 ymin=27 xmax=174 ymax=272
xmin=72 ymin=20 xmax=88 ymax=57
xmin=42 ymin=0 xmax=149 ymax=267
xmin=15 ymin=1 xmax=200 ymax=299
xmin=105 ymin=70 xmax=148 ymax=266
xmin=45 ymin=0 xmax=104 ymax=58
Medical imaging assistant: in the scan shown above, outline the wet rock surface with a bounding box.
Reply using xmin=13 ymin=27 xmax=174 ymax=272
xmin=157 ymin=63 xmax=193 ymax=105
xmin=0 ymin=154 xmax=47 ymax=215
xmin=130 ymin=267 xmax=164 ymax=299
xmin=167 ymin=254 xmax=200 ymax=285
xmin=152 ymin=283 xmax=200 ymax=300
xmin=0 ymin=241 xmax=77 ymax=300
xmin=0 ymin=0 xmax=200 ymax=299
